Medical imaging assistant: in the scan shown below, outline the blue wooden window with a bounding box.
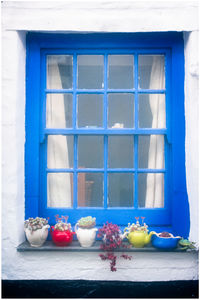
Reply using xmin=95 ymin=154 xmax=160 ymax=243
xmin=25 ymin=33 xmax=190 ymax=237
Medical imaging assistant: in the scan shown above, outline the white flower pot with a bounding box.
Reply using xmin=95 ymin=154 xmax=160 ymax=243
xmin=25 ymin=225 xmax=50 ymax=247
xmin=75 ymin=224 xmax=98 ymax=247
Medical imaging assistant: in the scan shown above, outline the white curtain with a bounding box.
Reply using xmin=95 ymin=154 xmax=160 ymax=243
xmin=145 ymin=56 xmax=165 ymax=208
xmin=47 ymin=56 xmax=72 ymax=207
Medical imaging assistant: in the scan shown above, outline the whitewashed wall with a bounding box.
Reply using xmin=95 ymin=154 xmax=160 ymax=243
xmin=2 ymin=1 xmax=199 ymax=281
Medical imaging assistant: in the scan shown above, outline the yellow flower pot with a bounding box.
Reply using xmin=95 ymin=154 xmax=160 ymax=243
xmin=128 ymin=231 xmax=155 ymax=248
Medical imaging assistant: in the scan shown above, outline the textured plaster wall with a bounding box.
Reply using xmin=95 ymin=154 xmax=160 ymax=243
xmin=184 ymin=31 xmax=199 ymax=244
xmin=1 ymin=1 xmax=199 ymax=281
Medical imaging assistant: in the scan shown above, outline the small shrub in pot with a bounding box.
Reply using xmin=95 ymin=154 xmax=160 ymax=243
xmin=51 ymin=215 xmax=75 ymax=246
xmin=75 ymin=216 xmax=98 ymax=247
xmin=24 ymin=217 xmax=50 ymax=247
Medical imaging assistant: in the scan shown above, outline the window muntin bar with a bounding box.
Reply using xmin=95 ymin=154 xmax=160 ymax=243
xmin=44 ymin=51 xmax=168 ymax=212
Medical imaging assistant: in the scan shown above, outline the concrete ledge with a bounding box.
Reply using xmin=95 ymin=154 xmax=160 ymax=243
xmin=17 ymin=240 xmax=196 ymax=252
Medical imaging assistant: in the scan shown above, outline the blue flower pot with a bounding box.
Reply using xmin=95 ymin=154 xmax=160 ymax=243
xmin=151 ymin=233 xmax=181 ymax=250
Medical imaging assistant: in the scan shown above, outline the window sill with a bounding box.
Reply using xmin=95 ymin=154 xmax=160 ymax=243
xmin=17 ymin=241 xmax=196 ymax=252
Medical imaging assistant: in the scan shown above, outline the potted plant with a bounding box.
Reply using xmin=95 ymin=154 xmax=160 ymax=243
xmin=75 ymin=216 xmax=98 ymax=248
xmin=178 ymin=238 xmax=196 ymax=251
xmin=151 ymin=231 xmax=181 ymax=250
xmin=24 ymin=217 xmax=50 ymax=247
xmin=123 ymin=217 xmax=154 ymax=248
xmin=50 ymin=215 xmax=75 ymax=246
xmin=98 ymin=222 xmax=132 ymax=272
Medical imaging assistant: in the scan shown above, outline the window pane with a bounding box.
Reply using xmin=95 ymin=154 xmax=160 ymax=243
xmin=78 ymin=94 xmax=103 ymax=128
xmin=108 ymin=55 xmax=134 ymax=89
xmin=138 ymin=173 xmax=164 ymax=208
xmin=77 ymin=55 xmax=104 ymax=89
xmin=138 ymin=135 xmax=164 ymax=169
xmin=47 ymin=135 xmax=74 ymax=169
xmin=78 ymin=136 xmax=103 ymax=168
xmin=47 ymin=173 xmax=73 ymax=207
xmin=108 ymin=173 xmax=134 ymax=207
xmin=78 ymin=173 xmax=103 ymax=207
xmin=139 ymin=94 xmax=166 ymax=128
xmin=138 ymin=55 xmax=165 ymax=89
xmin=47 ymin=55 xmax=73 ymax=89
xmin=108 ymin=136 xmax=134 ymax=168
xmin=108 ymin=93 xmax=134 ymax=128
xmin=46 ymin=94 xmax=73 ymax=128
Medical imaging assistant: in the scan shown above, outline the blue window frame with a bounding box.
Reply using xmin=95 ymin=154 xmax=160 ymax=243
xmin=25 ymin=32 xmax=190 ymax=237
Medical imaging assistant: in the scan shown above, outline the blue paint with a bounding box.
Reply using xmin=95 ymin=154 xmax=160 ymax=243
xmin=44 ymin=129 xmax=167 ymax=135
xmin=25 ymin=37 xmax=41 ymax=219
xmin=104 ymin=135 xmax=108 ymax=209
xmin=74 ymin=135 xmax=78 ymax=209
xmin=151 ymin=234 xmax=180 ymax=250
xmin=25 ymin=32 xmax=189 ymax=237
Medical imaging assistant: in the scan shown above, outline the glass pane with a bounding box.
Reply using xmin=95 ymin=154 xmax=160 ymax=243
xmin=78 ymin=94 xmax=103 ymax=128
xmin=77 ymin=55 xmax=104 ymax=89
xmin=46 ymin=94 xmax=73 ymax=128
xmin=78 ymin=173 xmax=103 ymax=207
xmin=108 ymin=173 xmax=134 ymax=207
xmin=108 ymin=94 xmax=134 ymax=128
xmin=138 ymin=55 xmax=165 ymax=89
xmin=47 ymin=173 xmax=73 ymax=207
xmin=78 ymin=136 xmax=103 ymax=168
xmin=138 ymin=135 xmax=164 ymax=169
xmin=139 ymin=94 xmax=166 ymax=128
xmin=108 ymin=136 xmax=134 ymax=168
xmin=47 ymin=55 xmax=73 ymax=89
xmin=108 ymin=55 xmax=134 ymax=89
xmin=47 ymin=135 xmax=74 ymax=169
xmin=138 ymin=173 xmax=164 ymax=208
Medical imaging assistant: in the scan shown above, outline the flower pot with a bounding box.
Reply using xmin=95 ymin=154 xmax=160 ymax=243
xmin=75 ymin=223 xmax=97 ymax=247
xmin=25 ymin=225 xmax=50 ymax=247
xmin=151 ymin=233 xmax=181 ymax=250
xmin=50 ymin=226 xmax=75 ymax=246
xmin=127 ymin=231 xmax=154 ymax=248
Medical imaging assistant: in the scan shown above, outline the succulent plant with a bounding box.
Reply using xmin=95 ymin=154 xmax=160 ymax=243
xmin=158 ymin=232 xmax=173 ymax=238
xmin=24 ymin=217 xmax=49 ymax=232
xmin=78 ymin=216 xmax=96 ymax=229
xmin=54 ymin=215 xmax=72 ymax=232
xmin=123 ymin=217 xmax=148 ymax=237
xmin=179 ymin=238 xmax=196 ymax=250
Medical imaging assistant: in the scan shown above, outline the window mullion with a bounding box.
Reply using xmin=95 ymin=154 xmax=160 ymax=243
xmin=104 ymin=135 xmax=108 ymax=209
xmin=134 ymin=135 xmax=138 ymax=209
xmin=134 ymin=53 xmax=139 ymax=208
xmin=104 ymin=54 xmax=108 ymax=129
xmin=73 ymin=136 xmax=78 ymax=209
xmin=104 ymin=54 xmax=108 ymax=209
xmin=134 ymin=53 xmax=138 ymax=130
xmin=73 ymin=53 xmax=77 ymax=129
xmin=73 ymin=53 xmax=78 ymax=209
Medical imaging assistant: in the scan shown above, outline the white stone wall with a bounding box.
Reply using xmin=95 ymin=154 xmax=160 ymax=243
xmin=184 ymin=31 xmax=199 ymax=244
xmin=2 ymin=1 xmax=199 ymax=281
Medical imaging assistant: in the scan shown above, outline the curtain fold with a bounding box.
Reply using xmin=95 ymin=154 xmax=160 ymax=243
xmin=145 ymin=56 xmax=165 ymax=208
xmin=47 ymin=56 xmax=72 ymax=207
